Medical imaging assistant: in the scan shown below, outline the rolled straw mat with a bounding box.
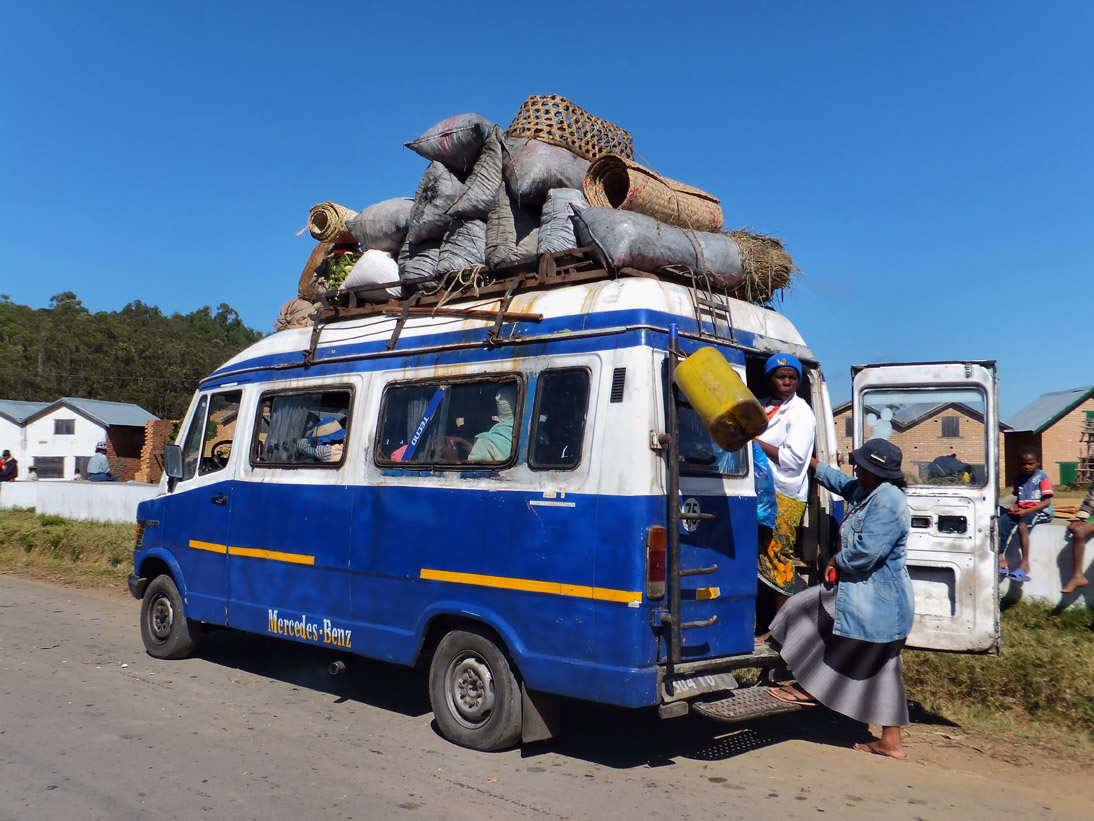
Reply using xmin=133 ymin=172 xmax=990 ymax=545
xmin=584 ymin=155 xmax=723 ymax=233
xmin=306 ymin=202 xmax=358 ymax=243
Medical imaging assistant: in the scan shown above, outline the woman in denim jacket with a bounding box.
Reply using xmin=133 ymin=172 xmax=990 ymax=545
xmin=768 ymin=438 xmax=914 ymax=761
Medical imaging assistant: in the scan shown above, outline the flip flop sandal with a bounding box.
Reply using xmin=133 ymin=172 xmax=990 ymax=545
xmin=998 ymin=566 xmax=1009 ymax=577
xmin=767 ymin=686 xmax=815 ymax=706
xmin=1007 ymin=569 xmax=1031 ymax=582
xmin=854 ymin=741 xmax=908 ymax=760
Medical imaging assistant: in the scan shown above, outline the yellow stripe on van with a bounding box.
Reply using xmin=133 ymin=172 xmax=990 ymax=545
xmin=228 ymin=546 xmax=315 ymax=565
xmin=187 ymin=540 xmax=314 ymax=566
xmin=189 ymin=539 xmax=228 ymax=554
xmin=420 ymin=568 xmax=642 ymax=604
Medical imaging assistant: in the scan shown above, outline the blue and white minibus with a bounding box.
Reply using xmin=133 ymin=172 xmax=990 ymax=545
xmin=129 ymin=259 xmax=1000 ymax=750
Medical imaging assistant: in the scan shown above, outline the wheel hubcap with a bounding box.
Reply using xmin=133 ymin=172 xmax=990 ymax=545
xmin=446 ymin=653 xmax=495 ymax=728
xmin=149 ymin=594 xmax=174 ymax=641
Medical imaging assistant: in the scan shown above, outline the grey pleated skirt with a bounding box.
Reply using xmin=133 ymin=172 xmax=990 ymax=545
xmin=769 ymin=583 xmax=909 ymax=727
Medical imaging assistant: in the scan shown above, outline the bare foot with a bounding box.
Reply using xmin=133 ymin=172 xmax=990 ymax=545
xmin=1062 ymin=575 xmax=1089 ymax=594
xmin=854 ymin=741 xmax=908 ymax=760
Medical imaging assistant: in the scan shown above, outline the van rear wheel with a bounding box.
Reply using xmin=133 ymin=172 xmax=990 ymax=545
xmin=429 ymin=628 xmax=522 ymax=751
xmin=140 ymin=575 xmax=198 ymax=659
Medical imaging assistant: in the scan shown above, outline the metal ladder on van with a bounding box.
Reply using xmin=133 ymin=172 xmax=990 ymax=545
xmin=660 ymin=324 xmax=720 ymax=667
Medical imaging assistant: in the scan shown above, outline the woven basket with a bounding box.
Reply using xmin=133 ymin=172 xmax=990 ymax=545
xmin=506 ymin=95 xmax=633 ymax=161
xmin=307 ymin=202 xmax=358 ymax=243
xmin=583 ymin=155 xmax=724 ymax=233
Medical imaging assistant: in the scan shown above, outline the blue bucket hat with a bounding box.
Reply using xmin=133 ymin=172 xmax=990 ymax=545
xmin=313 ymin=417 xmax=346 ymax=445
xmin=764 ymin=353 xmax=802 ymax=380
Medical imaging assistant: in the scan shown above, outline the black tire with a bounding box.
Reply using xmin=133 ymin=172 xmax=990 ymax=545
xmin=429 ymin=627 xmax=522 ymax=751
xmin=140 ymin=575 xmax=198 ymax=660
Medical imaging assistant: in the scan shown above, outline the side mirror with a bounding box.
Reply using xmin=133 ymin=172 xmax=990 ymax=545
xmin=164 ymin=444 xmax=184 ymax=479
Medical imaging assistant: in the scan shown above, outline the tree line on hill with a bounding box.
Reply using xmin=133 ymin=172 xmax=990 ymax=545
xmin=0 ymin=292 xmax=264 ymax=420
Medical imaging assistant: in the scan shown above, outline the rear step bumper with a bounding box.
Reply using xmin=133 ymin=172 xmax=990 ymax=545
xmin=660 ymin=640 xmax=786 ymax=703
xmin=691 ymin=686 xmax=812 ymax=723
xmin=658 ymin=641 xmax=804 ymax=723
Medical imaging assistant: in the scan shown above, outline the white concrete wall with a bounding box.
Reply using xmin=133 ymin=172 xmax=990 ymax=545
xmin=1000 ymin=521 xmax=1094 ymax=611
xmin=0 ymin=417 xmax=27 ymax=465
xmin=0 ymin=481 xmax=37 ymax=511
xmin=0 ymin=481 xmax=160 ymax=523
xmin=24 ymin=410 xmax=105 ymax=479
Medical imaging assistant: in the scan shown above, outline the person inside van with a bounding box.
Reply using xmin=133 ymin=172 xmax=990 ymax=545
xmin=298 ymin=416 xmax=346 ymax=462
xmin=754 ymin=353 xmax=816 ymax=618
xmin=467 ymin=385 xmax=518 ymax=463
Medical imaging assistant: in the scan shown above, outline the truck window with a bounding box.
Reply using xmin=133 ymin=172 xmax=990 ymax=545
xmin=376 ymin=377 xmax=521 ymax=467
xmin=178 ymin=390 xmax=242 ymax=480
xmin=859 ymin=386 xmax=988 ymax=487
xmin=251 ymin=389 xmax=352 ymax=466
xmin=529 ymin=368 xmax=590 ymax=471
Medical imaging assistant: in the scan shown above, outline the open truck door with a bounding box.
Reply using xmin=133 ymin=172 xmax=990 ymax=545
xmin=851 ymin=362 xmax=1000 ymax=653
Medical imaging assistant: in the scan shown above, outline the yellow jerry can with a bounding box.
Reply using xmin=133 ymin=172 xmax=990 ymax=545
xmin=674 ymin=347 xmax=768 ymax=452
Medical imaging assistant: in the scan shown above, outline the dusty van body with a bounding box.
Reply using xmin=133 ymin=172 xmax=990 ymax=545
xmin=129 ymin=262 xmax=999 ymax=750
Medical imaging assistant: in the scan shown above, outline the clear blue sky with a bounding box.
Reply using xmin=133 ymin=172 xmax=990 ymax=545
xmin=2 ymin=1 xmax=1090 ymax=419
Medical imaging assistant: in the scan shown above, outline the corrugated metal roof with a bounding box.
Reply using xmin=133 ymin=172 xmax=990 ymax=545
xmin=24 ymin=397 xmax=159 ymax=428
xmin=0 ymin=399 xmax=51 ymax=424
xmin=1004 ymin=386 xmax=1094 ymax=433
xmin=57 ymin=397 xmax=158 ymax=427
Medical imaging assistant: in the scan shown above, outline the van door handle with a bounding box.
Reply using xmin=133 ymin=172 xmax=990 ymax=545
xmin=211 ymin=493 xmax=228 ymax=506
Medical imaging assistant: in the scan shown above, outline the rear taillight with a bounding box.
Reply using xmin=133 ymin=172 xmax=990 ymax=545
xmin=646 ymin=525 xmax=666 ymax=599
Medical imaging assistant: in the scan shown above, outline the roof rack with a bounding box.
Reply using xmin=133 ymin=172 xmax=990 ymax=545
xmin=302 ymin=248 xmax=739 ymax=364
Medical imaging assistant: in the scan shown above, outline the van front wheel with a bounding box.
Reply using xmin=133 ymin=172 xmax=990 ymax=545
xmin=429 ymin=628 xmax=522 ymax=751
xmin=140 ymin=575 xmax=198 ymax=660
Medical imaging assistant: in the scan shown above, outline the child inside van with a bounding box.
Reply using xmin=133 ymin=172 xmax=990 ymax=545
xmin=998 ymin=446 xmax=1054 ymax=582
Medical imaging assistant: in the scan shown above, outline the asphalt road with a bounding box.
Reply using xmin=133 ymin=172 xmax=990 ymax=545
xmin=1 ymin=575 xmax=1087 ymax=820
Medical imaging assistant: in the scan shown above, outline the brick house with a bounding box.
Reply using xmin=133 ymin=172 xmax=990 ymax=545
xmin=833 ymin=400 xmax=1006 ymax=482
xmin=1002 ymin=386 xmax=1094 ymax=487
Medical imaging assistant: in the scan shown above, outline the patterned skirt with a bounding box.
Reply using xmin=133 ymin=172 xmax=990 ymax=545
xmin=758 ymin=492 xmax=807 ymax=596
xmin=770 ymin=583 xmax=909 ymax=727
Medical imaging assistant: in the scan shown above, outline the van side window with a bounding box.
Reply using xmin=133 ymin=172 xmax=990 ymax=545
xmin=251 ymin=389 xmax=352 ymax=466
xmin=178 ymin=390 xmax=243 ymax=480
xmin=529 ymin=368 xmax=590 ymax=470
xmin=376 ymin=377 xmax=521 ymax=467
xmin=677 ymin=399 xmax=748 ymax=478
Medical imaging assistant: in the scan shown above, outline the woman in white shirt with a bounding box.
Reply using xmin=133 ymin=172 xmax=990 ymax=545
xmin=754 ymin=353 xmax=816 ymax=614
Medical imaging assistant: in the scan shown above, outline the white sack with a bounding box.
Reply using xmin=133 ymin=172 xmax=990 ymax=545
xmin=340 ymin=249 xmax=404 ymax=301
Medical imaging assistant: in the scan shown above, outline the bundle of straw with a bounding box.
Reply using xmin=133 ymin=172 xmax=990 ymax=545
xmin=722 ymin=229 xmax=798 ymax=305
xmin=583 ymin=155 xmax=723 ymax=233
xmin=306 ymin=202 xmax=358 ymax=243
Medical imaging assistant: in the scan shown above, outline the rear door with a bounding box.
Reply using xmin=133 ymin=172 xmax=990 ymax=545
xmin=851 ymin=361 xmax=999 ymax=652
xmin=670 ymin=350 xmax=759 ymax=660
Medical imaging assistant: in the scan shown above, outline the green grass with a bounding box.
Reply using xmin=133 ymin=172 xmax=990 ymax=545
xmin=0 ymin=508 xmax=133 ymax=586
xmin=904 ymin=600 xmax=1094 ymax=758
